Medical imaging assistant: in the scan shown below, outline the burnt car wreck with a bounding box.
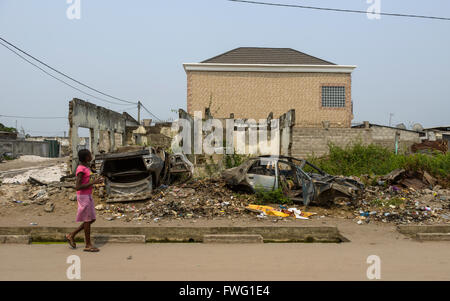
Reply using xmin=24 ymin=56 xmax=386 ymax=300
xmin=95 ymin=148 xmax=193 ymax=201
xmin=222 ymin=155 xmax=363 ymax=206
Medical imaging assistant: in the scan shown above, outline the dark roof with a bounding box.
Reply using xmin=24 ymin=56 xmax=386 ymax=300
xmin=201 ymin=47 xmax=335 ymax=65
xmin=424 ymin=126 xmax=450 ymax=132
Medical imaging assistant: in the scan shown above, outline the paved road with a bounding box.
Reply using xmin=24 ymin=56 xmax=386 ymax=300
xmin=1 ymin=237 xmax=449 ymax=280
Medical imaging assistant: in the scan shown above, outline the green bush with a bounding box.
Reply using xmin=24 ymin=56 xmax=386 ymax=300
xmin=254 ymin=187 xmax=291 ymax=205
xmin=224 ymin=153 xmax=249 ymax=169
xmin=307 ymin=143 xmax=450 ymax=178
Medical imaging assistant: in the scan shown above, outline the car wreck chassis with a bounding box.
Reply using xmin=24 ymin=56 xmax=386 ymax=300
xmin=222 ymin=155 xmax=363 ymax=206
xmin=95 ymin=149 xmax=193 ymax=200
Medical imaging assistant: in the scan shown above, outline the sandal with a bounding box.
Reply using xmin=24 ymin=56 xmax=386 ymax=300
xmin=65 ymin=234 xmax=76 ymax=249
xmin=83 ymin=247 xmax=100 ymax=252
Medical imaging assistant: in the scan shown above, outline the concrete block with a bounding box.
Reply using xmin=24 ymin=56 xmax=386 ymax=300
xmin=0 ymin=235 xmax=31 ymax=244
xmin=93 ymin=234 xmax=146 ymax=244
xmin=416 ymin=233 xmax=450 ymax=241
xmin=398 ymin=225 xmax=450 ymax=236
xmin=203 ymin=234 xmax=263 ymax=244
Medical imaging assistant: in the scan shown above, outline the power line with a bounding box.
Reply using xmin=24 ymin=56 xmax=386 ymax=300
xmin=227 ymin=0 xmax=450 ymax=21
xmin=120 ymin=105 xmax=139 ymax=112
xmin=0 ymin=114 xmax=66 ymax=119
xmin=0 ymin=40 xmax=130 ymax=106
xmin=0 ymin=36 xmax=137 ymax=105
xmin=140 ymin=103 xmax=163 ymax=122
xmin=24 ymin=130 xmax=66 ymax=134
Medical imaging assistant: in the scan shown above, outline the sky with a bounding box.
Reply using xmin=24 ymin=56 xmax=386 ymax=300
xmin=0 ymin=0 xmax=449 ymax=136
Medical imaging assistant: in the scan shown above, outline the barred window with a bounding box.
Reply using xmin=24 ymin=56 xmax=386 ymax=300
xmin=322 ymin=86 xmax=346 ymax=107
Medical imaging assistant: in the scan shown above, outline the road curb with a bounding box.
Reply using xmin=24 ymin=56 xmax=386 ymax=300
xmin=416 ymin=233 xmax=450 ymax=241
xmin=93 ymin=234 xmax=146 ymax=244
xmin=203 ymin=234 xmax=263 ymax=244
xmin=0 ymin=235 xmax=31 ymax=244
xmin=0 ymin=226 xmax=347 ymax=243
xmin=397 ymin=225 xmax=450 ymax=237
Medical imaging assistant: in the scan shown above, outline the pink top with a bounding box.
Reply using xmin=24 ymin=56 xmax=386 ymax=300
xmin=76 ymin=165 xmax=93 ymax=195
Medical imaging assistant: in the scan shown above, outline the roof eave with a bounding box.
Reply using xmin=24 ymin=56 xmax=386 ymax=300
xmin=183 ymin=63 xmax=357 ymax=73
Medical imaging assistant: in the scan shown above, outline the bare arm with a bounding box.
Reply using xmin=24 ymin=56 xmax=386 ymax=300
xmin=75 ymin=172 xmax=103 ymax=191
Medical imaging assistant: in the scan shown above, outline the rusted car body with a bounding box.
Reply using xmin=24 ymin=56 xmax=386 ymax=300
xmin=222 ymin=155 xmax=363 ymax=206
xmin=95 ymin=148 xmax=193 ymax=198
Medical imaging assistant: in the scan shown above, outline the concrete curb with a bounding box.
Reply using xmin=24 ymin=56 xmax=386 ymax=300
xmin=416 ymin=233 xmax=450 ymax=241
xmin=0 ymin=235 xmax=31 ymax=244
xmin=203 ymin=234 xmax=263 ymax=244
xmin=0 ymin=226 xmax=347 ymax=243
xmin=397 ymin=225 xmax=450 ymax=237
xmin=93 ymin=234 xmax=146 ymax=244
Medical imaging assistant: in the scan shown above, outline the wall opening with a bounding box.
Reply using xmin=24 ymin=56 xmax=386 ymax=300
xmin=77 ymin=127 xmax=92 ymax=153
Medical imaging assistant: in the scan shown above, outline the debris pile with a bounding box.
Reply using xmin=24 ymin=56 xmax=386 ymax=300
xmin=352 ymin=169 xmax=450 ymax=225
xmin=1 ymin=163 xmax=67 ymax=184
xmin=0 ymin=163 xmax=448 ymax=226
xmin=94 ymin=179 xmax=256 ymax=222
xmin=411 ymin=140 xmax=448 ymax=154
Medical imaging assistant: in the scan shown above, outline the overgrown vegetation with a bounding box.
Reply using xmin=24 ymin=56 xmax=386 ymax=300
xmin=254 ymin=186 xmax=292 ymax=205
xmin=204 ymin=155 xmax=221 ymax=179
xmin=224 ymin=153 xmax=249 ymax=169
xmin=307 ymin=143 xmax=450 ymax=179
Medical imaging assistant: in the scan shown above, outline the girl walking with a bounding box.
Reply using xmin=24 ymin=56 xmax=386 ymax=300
xmin=66 ymin=149 xmax=103 ymax=252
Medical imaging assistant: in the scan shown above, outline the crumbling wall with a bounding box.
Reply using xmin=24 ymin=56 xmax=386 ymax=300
xmin=279 ymin=109 xmax=295 ymax=156
xmin=69 ymin=98 xmax=127 ymax=171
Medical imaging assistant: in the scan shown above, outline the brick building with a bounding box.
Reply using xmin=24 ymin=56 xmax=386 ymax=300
xmin=184 ymin=47 xmax=356 ymax=127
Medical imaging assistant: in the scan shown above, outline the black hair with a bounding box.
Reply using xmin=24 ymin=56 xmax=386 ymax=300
xmin=78 ymin=149 xmax=92 ymax=163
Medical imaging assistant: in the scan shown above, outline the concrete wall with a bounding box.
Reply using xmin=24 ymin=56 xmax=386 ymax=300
xmin=26 ymin=136 xmax=70 ymax=157
xmin=290 ymin=125 xmax=421 ymax=158
xmin=0 ymin=140 xmax=52 ymax=157
xmin=69 ymin=98 xmax=128 ymax=171
xmin=187 ymin=71 xmax=353 ymax=127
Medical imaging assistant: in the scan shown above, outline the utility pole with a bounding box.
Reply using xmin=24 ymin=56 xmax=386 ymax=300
xmin=137 ymin=101 xmax=141 ymax=125
xmin=389 ymin=113 xmax=394 ymax=127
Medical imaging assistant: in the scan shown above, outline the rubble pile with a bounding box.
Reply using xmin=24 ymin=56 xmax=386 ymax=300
xmin=0 ymin=163 xmax=448 ymax=226
xmin=1 ymin=163 xmax=67 ymax=184
xmin=95 ymin=179 xmax=256 ymax=222
xmin=351 ymin=169 xmax=450 ymax=225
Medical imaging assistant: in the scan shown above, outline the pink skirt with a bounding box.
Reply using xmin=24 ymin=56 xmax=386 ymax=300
xmin=76 ymin=194 xmax=96 ymax=222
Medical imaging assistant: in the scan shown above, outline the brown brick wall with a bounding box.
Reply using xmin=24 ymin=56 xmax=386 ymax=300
xmin=187 ymin=71 xmax=353 ymax=127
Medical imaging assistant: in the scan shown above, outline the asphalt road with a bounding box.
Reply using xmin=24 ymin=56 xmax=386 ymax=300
xmin=1 ymin=237 xmax=449 ymax=281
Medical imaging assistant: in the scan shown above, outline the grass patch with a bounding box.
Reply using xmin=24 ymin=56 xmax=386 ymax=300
xmin=307 ymin=143 xmax=450 ymax=179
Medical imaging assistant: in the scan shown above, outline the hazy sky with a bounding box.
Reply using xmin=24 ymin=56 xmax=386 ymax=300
xmin=1 ymin=0 xmax=449 ymax=136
